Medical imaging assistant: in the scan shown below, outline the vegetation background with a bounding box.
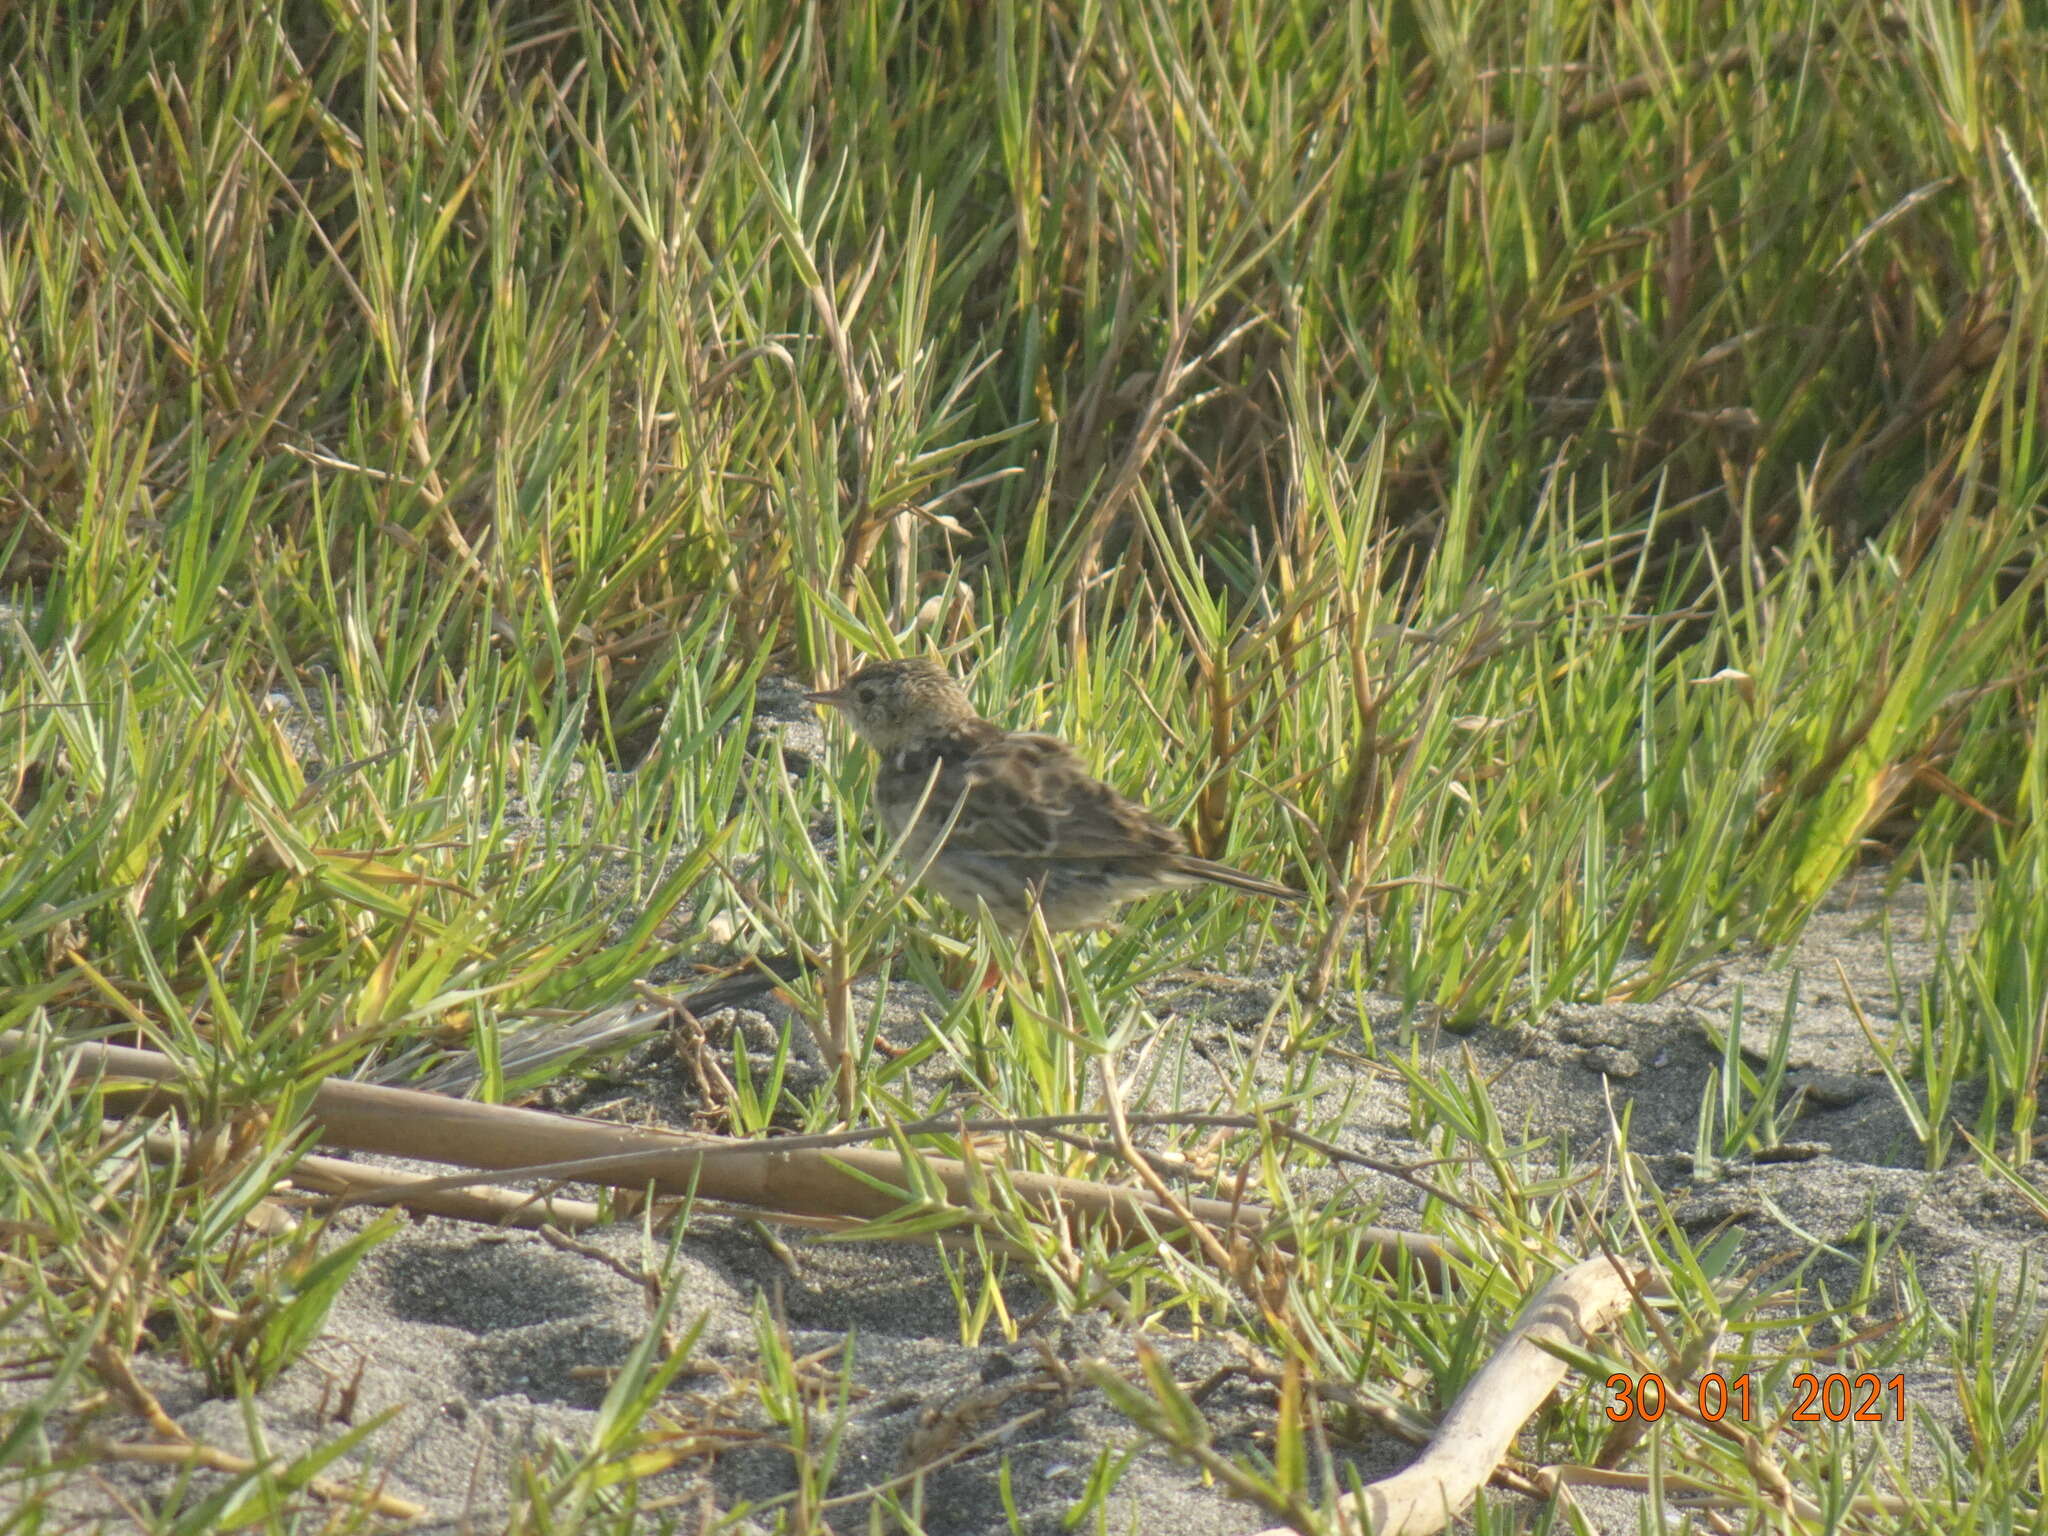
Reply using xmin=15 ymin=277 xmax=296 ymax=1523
xmin=3 ymin=0 xmax=2046 ymax=1529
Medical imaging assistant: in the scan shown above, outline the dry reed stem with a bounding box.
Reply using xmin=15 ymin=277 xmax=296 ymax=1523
xmin=29 ymin=1034 xmax=1451 ymax=1287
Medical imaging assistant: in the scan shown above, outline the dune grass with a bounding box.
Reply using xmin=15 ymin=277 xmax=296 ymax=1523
xmin=3 ymin=0 xmax=2047 ymax=1528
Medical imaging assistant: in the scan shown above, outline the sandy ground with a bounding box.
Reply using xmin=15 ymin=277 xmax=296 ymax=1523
xmin=8 ymin=692 xmax=2036 ymax=1533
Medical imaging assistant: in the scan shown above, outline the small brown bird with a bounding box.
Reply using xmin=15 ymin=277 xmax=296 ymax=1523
xmin=806 ymin=657 xmax=1301 ymax=933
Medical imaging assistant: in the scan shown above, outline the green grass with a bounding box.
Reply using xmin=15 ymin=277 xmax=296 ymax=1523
xmin=4 ymin=0 xmax=2048 ymax=1529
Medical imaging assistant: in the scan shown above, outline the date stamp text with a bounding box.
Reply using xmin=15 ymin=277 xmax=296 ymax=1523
xmin=1604 ymin=1372 xmax=1908 ymax=1423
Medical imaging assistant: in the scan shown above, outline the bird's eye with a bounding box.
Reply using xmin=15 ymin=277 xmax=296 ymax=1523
xmin=855 ymin=684 xmax=877 ymax=706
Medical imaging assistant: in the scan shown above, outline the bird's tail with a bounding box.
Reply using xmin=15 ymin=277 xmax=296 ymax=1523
xmin=1174 ymin=856 xmax=1304 ymax=901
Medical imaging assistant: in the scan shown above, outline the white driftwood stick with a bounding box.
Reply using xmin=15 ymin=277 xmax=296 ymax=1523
xmin=1260 ymin=1255 xmax=1644 ymax=1536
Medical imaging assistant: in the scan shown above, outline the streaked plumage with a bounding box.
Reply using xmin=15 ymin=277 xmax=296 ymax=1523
xmin=805 ymin=657 xmax=1301 ymax=933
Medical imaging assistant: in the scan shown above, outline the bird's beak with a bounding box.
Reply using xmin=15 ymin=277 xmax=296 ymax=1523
xmin=804 ymin=685 xmax=847 ymax=708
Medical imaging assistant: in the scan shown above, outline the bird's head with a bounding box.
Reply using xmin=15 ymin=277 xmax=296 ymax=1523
xmin=806 ymin=657 xmax=980 ymax=751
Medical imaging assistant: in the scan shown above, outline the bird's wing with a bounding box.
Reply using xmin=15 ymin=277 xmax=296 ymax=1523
xmin=945 ymin=732 xmax=1186 ymax=861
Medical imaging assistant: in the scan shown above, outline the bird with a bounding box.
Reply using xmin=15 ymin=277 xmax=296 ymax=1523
xmin=805 ymin=657 xmax=1301 ymax=934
